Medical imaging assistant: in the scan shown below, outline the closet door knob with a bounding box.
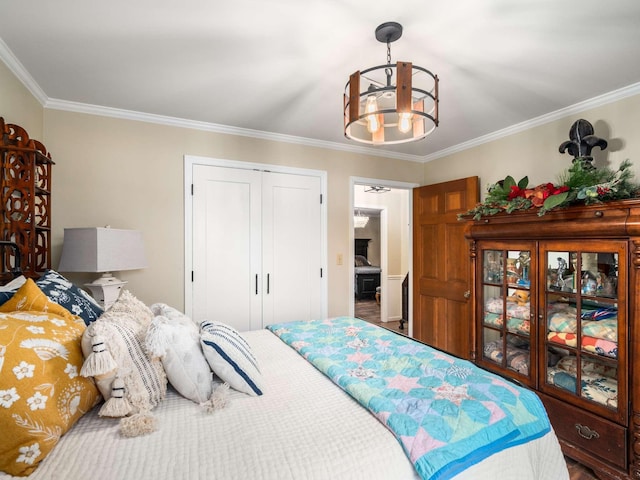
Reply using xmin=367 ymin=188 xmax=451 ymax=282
xmin=464 ymin=290 xmax=471 ymax=299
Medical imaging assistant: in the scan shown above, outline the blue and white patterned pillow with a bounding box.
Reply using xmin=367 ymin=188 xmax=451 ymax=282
xmin=200 ymin=321 xmax=264 ymax=396
xmin=0 ymin=271 xmax=102 ymax=324
xmin=36 ymin=270 xmax=104 ymax=325
xmin=0 ymin=290 xmax=14 ymax=305
xmin=0 ymin=275 xmax=26 ymax=305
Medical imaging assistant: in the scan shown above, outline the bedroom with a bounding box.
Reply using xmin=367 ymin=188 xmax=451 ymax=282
xmin=0 ymin=4 xmax=639 ymax=320
xmin=1 ymin=1 xmax=640 ymax=479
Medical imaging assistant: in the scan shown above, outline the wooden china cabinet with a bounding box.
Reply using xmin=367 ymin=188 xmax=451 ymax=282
xmin=0 ymin=118 xmax=53 ymax=283
xmin=465 ymin=199 xmax=640 ymax=480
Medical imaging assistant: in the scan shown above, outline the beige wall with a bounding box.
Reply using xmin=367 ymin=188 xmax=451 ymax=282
xmin=0 ymin=61 xmax=43 ymax=139
xmin=1 ymin=61 xmax=424 ymax=316
xmin=423 ymin=93 xmax=640 ymax=196
xmin=40 ymin=109 xmax=424 ymax=316
xmin=5 ymin=59 xmax=639 ymax=318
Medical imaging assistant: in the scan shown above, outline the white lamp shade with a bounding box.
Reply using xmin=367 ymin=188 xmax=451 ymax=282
xmin=58 ymin=227 xmax=148 ymax=273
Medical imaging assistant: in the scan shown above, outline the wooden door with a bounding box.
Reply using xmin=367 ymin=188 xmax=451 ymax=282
xmin=413 ymin=177 xmax=479 ymax=358
xmin=261 ymin=172 xmax=322 ymax=326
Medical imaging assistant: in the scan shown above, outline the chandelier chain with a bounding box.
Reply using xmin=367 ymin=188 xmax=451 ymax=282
xmin=385 ymin=42 xmax=393 ymax=81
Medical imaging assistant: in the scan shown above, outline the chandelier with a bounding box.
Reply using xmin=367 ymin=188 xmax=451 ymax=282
xmin=343 ymin=22 xmax=439 ymax=145
xmin=354 ymin=209 xmax=369 ymax=228
xmin=364 ymin=185 xmax=391 ymax=194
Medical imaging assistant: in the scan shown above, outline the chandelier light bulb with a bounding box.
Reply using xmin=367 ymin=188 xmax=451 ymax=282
xmin=398 ymin=112 xmax=413 ymax=133
xmin=365 ymin=95 xmax=380 ymax=133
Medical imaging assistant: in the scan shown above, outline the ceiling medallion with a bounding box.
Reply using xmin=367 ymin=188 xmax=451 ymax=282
xmin=344 ymin=22 xmax=439 ymax=145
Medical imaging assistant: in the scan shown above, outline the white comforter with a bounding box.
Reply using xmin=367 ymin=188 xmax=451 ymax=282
xmin=1 ymin=330 xmax=568 ymax=479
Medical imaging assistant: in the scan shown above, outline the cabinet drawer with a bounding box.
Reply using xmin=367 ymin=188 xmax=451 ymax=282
xmin=540 ymin=394 xmax=626 ymax=469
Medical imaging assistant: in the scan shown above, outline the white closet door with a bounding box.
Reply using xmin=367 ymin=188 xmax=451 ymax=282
xmin=192 ymin=165 xmax=262 ymax=331
xmin=261 ymin=172 xmax=322 ymax=326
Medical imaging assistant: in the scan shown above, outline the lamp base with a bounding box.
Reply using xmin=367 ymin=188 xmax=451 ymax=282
xmin=85 ymin=273 xmax=127 ymax=310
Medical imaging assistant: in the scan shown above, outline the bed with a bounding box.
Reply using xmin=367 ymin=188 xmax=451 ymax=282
xmin=0 ymin=240 xmax=568 ymax=479
xmin=355 ymin=255 xmax=381 ymax=299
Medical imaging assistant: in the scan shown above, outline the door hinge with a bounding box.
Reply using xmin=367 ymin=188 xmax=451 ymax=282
xmin=191 ymin=184 xmax=194 ymax=195
xmin=320 ymin=194 xmax=323 ymax=204
xmin=320 ymin=268 xmax=323 ymax=278
xmin=191 ymin=271 xmax=194 ymax=282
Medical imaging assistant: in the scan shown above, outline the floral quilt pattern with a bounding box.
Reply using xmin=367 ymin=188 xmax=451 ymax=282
xmin=268 ymin=317 xmax=550 ymax=480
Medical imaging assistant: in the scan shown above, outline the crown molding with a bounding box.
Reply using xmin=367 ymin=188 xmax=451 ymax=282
xmin=0 ymin=36 xmax=421 ymax=162
xmin=44 ymin=98 xmax=425 ymax=163
xmin=422 ymin=82 xmax=640 ymax=163
xmin=0 ymin=38 xmax=48 ymax=105
xmin=3 ymin=36 xmax=638 ymax=165
xmin=45 ymin=82 xmax=640 ymax=165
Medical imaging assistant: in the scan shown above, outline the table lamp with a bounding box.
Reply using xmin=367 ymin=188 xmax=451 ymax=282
xmin=58 ymin=227 xmax=147 ymax=309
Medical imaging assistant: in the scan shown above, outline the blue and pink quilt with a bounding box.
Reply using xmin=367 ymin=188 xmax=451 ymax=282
xmin=267 ymin=317 xmax=550 ymax=480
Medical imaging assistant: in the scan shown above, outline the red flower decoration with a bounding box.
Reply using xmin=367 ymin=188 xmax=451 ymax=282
xmin=507 ymin=185 xmax=526 ymax=200
xmin=506 ymin=183 xmax=570 ymax=207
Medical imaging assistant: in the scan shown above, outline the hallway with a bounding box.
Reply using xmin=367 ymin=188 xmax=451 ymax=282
xmin=355 ymin=297 xmax=406 ymax=336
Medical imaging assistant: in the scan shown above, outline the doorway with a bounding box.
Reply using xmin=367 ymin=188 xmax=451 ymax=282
xmin=354 ymin=207 xmax=383 ymax=323
xmin=350 ymin=178 xmax=418 ymax=336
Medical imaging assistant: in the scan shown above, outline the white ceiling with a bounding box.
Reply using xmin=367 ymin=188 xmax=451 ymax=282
xmin=1 ymin=0 xmax=640 ymax=162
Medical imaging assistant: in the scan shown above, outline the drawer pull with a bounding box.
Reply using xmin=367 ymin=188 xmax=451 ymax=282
xmin=594 ymin=210 xmax=604 ymax=217
xmin=575 ymin=423 xmax=600 ymax=440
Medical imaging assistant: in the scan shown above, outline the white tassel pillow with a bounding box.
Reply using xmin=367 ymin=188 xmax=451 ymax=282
xmin=145 ymin=304 xmax=213 ymax=403
xmin=80 ymin=291 xmax=167 ymax=436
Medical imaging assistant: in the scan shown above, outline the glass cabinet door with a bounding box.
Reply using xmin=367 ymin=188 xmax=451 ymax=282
xmin=543 ymin=247 xmax=622 ymax=414
xmin=480 ymin=248 xmax=533 ymax=381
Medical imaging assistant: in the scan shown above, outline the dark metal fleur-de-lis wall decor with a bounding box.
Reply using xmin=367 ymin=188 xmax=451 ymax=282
xmin=558 ymin=119 xmax=608 ymax=170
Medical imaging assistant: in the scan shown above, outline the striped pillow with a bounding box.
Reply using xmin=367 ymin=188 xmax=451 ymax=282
xmin=200 ymin=321 xmax=264 ymax=396
xmin=80 ymin=291 xmax=167 ymax=415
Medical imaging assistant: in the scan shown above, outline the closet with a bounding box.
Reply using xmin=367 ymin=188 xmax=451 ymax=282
xmin=190 ymin=164 xmax=323 ymax=332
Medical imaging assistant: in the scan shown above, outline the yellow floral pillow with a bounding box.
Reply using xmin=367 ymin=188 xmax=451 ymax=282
xmin=0 ymin=279 xmax=99 ymax=476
